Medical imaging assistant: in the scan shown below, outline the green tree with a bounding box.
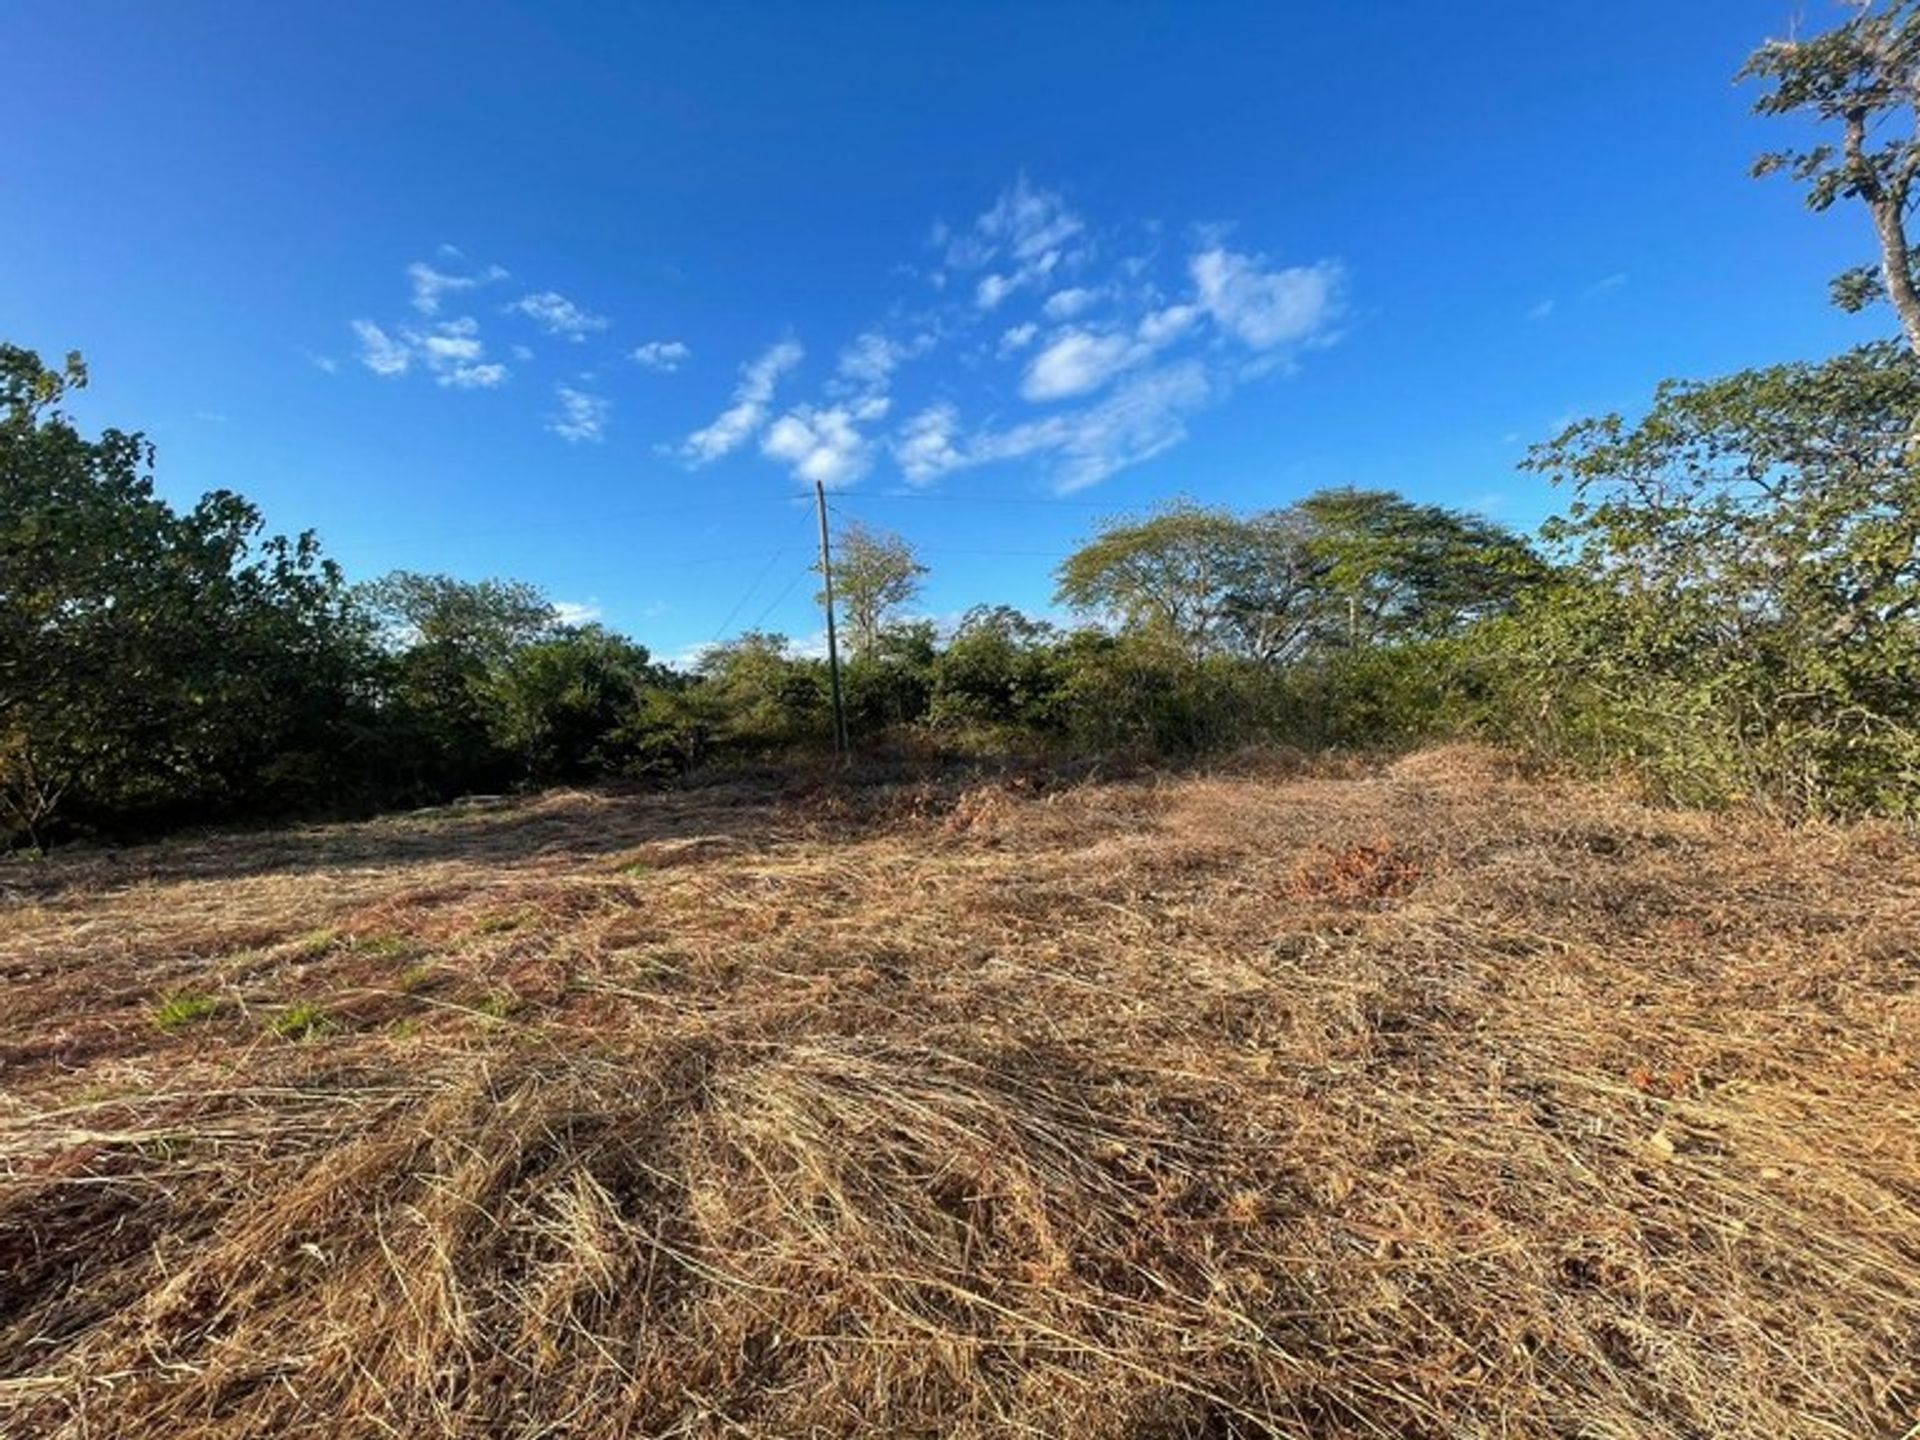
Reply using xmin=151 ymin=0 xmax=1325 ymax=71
xmin=1055 ymin=494 xmax=1537 ymax=662
xmin=693 ymin=631 xmax=827 ymax=749
xmin=821 ymin=522 xmax=928 ymax=656
xmin=1054 ymin=501 xmax=1318 ymax=661
xmin=1515 ymin=342 xmax=1920 ymax=814
xmin=359 ymin=571 xmax=559 ymax=661
xmin=930 ymin=606 xmax=1067 ymax=731
xmin=356 ymin=572 xmax=564 ymax=798
xmin=0 ymin=344 xmax=369 ymax=844
xmin=1296 ymin=488 xmax=1546 ymax=648
xmin=484 ymin=626 xmax=664 ymax=783
xmin=1743 ymin=1 xmax=1920 ymax=349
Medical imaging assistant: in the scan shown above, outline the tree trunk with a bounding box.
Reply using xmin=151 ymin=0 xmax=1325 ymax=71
xmin=1870 ymin=196 xmax=1920 ymax=355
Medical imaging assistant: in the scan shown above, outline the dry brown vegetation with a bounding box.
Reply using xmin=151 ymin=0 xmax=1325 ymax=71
xmin=1 ymin=747 xmax=1917 ymax=1439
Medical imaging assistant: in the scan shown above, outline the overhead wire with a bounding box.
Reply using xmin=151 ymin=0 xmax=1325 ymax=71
xmin=709 ymin=505 xmax=818 ymax=641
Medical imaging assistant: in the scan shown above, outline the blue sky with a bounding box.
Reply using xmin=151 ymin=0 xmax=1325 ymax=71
xmin=4 ymin=1 xmax=1885 ymax=659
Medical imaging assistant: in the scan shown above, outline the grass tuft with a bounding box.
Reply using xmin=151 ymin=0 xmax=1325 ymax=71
xmin=152 ymin=992 xmax=219 ymax=1030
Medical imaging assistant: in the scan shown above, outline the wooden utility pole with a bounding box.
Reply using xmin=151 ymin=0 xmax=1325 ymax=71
xmin=814 ymin=479 xmax=850 ymax=760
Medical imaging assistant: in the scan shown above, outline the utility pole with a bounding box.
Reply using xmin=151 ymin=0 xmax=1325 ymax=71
xmin=814 ymin=479 xmax=850 ymax=761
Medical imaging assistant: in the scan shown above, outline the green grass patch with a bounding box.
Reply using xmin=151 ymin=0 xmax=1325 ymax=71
xmin=272 ymin=1000 xmax=331 ymax=1040
xmin=153 ymin=993 xmax=219 ymax=1030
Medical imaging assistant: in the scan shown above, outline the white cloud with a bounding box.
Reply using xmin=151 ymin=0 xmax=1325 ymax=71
xmin=408 ymin=260 xmax=507 ymax=315
xmin=1527 ymin=298 xmax=1556 ymax=321
xmin=1136 ymin=303 xmax=1199 ymax=347
xmin=901 ymin=361 xmax=1212 ymax=493
xmin=762 ymin=403 xmax=874 ymax=487
xmin=418 ymin=328 xmax=481 ymax=365
xmin=632 ymin=339 xmax=691 ymax=371
xmin=554 ymin=600 xmax=603 ymax=626
xmin=442 ymin=362 xmax=508 ymax=389
xmin=682 ymin=340 xmax=804 ymax=463
xmin=511 ymin=343 xmax=535 ymax=361
xmin=1019 ymin=303 xmax=1197 ymax=403
xmin=511 ymin=290 xmax=610 ymax=340
xmin=549 ymin=385 xmax=609 ymax=442
xmin=1021 ymin=329 xmax=1145 ymax=402
xmin=306 ymin=350 xmax=339 ymax=374
xmin=1585 ymin=272 xmax=1628 ymax=297
xmin=966 ymin=175 xmax=1084 ymax=265
xmin=976 ymin=273 xmax=1016 ymax=309
xmin=837 ymin=332 xmax=906 ymax=388
xmin=944 ymin=176 xmax=1085 ymax=309
xmin=1042 ymin=286 xmax=1098 ymax=320
xmin=352 ymin=320 xmax=411 ymax=376
xmin=353 ymin=314 xmax=512 ymax=388
xmin=998 ymin=322 xmax=1039 ymax=354
xmin=895 ymin=403 xmax=965 ymax=485
xmin=415 ymin=318 xmax=510 ymax=388
xmin=1002 ymin=361 xmax=1214 ymax=492
xmin=1190 ymin=248 xmax=1342 ymax=349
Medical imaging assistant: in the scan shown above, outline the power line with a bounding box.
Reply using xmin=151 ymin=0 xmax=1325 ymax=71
xmin=330 ymin=494 xmax=809 ymax=551
xmin=709 ymin=506 xmax=817 ymax=641
xmin=827 ymin=490 xmax=1117 ymax=509
xmin=743 ymin=564 xmax=813 ymax=635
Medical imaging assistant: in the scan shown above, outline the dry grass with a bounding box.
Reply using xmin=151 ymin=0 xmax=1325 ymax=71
xmin=1 ymin=745 xmax=1916 ymax=1438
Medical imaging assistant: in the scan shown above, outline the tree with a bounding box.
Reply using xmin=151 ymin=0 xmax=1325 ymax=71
xmin=1054 ymin=502 xmax=1316 ymax=661
xmin=0 ymin=344 xmax=369 ymax=842
xmin=821 ymin=522 xmax=927 ymax=656
xmin=355 ymin=572 xmax=564 ymax=798
xmin=1296 ymin=488 xmax=1546 ymax=648
xmin=930 ymin=606 xmax=1066 ymax=730
xmin=484 ymin=626 xmax=664 ymax=783
xmin=1517 ymin=342 xmax=1920 ymax=813
xmin=693 ymin=631 xmax=827 ymax=748
xmin=1055 ymin=494 xmax=1537 ymax=662
xmin=358 ymin=571 xmax=559 ymax=662
xmin=1743 ymin=1 xmax=1920 ymax=351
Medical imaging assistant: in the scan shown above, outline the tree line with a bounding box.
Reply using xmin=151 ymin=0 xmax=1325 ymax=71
xmin=6 ymin=3 xmax=1920 ymax=845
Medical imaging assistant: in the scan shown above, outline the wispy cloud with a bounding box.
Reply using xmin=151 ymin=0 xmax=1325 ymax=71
xmin=1190 ymin=248 xmax=1342 ymax=349
xmin=408 ymin=259 xmax=508 ymax=315
xmin=549 ymin=385 xmax=609 ymax=442
xmin=1021 ymin=329 xmax=1146 ymax=401
xmin=1041 ymin=286 xmax=1099 ymax=320
xmin=1529 ymin=272 xmax=1626 ymax=323
xmin=632 ymin=339 xmax=691 ymax=372
xmin=554 ymin=599 xmax=603 ymax=626
xmin=352 ymin=320 xmax=412 ymax=376
xmin=998 ymin=322 xmax=1039 ymax=355
xmin=510 ymin=290 xmax=610 ymax=340
xmin=939 ymin=176 xmax=1088 ymax=311
xmin=756 ymin=177 xmax=1347 ymax=493
xmin=682 ymin=341 xmax=804 ymax=462
xmin=906 ymin=360 xmax=1213 ymax=494
xmin=896 ymin=403 xmax=966 ymax=486
xmin=355 ymin=315 xmax=511 ymax=388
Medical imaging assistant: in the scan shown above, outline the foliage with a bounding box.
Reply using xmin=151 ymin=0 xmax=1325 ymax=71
xmin=821 ymin=522 xmax=927 ymax=656
xmin=1742 ymin=1 xmax=1920 ymax=347
xmin=690 ymin=632 xmax=830 ymax=751
xmin=483 ymin=626 xmax=666 ymax=783
xmin=1510 ymin=342 xmax=1920 ymax=815
xmin=0 ymin=344 xmax=374 ymax=845
xmin=1054 ymin=492 xmax=1540 ymax=661
xmin=928 ymin=606 xmax=1069 ymax=733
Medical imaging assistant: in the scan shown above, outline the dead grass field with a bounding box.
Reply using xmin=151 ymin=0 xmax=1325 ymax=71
xmin=1 ymin=746 xmax=1916 ymax=1438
